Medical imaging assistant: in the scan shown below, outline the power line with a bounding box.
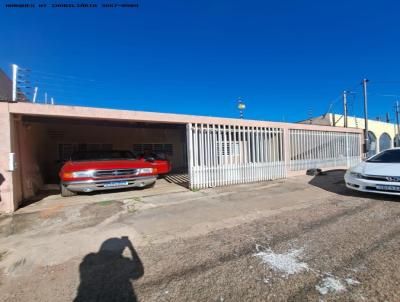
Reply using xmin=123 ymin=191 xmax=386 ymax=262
xmin=29 ymin=69 xmax=96 ymax=82
xmin=324 ymin=81 xmax=361 ymax=116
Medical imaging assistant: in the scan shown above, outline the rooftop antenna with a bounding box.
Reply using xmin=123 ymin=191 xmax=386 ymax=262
xmin=45 ymin=92 xmax=47 ymax=104
xmin=12 ymin=64 xmax=18 ymax=102
xmin=32 ymin=87 xmax=38 ymax=103
xmin=51 ymin=97 xmax=54 ymax=105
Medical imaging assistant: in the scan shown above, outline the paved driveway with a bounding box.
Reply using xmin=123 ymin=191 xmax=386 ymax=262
xmin=0 ymin=170 xmax=399 ymax=301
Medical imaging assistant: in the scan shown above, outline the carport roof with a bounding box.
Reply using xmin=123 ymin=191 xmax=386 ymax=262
xmin=8 ymin=102 xmax=363 ymax=133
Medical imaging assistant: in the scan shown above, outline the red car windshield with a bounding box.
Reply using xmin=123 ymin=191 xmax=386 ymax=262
xmin=71 ymin=150 xmax=136 ymax=161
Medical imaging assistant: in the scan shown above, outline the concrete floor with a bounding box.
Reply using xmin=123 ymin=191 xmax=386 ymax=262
xmin=17 ymin=178 xmax=188 ymax=214
xmin=0 ymin=170 xmax=399 ymax=301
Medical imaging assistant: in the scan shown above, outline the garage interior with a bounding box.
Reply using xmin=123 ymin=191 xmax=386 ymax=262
xmin=12 ymin=114 xmax=188 ymax=205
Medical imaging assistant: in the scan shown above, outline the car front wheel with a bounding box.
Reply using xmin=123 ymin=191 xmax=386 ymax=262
xmin=60 ymin=183 xmax=77 ymax=197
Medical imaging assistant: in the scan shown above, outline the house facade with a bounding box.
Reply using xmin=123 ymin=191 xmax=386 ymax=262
xmin=0 ymin=102 xmax=363 ymax=213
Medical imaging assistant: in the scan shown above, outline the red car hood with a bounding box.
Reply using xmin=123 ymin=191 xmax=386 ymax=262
xmin=62 ymin=159 xmax=152 ymax=172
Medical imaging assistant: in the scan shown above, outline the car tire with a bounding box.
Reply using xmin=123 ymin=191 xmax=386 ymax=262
xmin=61 ymin=183 xmax=77 ymax=197
xmin=146 ymin=181 xmax=156 ymax=188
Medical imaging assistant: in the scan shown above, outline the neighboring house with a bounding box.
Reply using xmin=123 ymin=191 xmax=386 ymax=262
xmin=299 ymin=113 xmax=400 ymax=157
xmin=0 ymin=68 xmax=12 ymax=101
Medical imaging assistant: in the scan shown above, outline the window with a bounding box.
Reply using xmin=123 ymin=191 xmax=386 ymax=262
xmin=217 ymin=142 xmax=240 ymax=156
xmin=58 ymin=143 xmax=113 ymax=160
xmin=71 ymin=150 xmax=135 ymax=161
xmin=379 ymin=133 xmax=392 ymax=152
xmin=154 ymin=144 xmax=164 ymax=153
xmin=132 ymin=143 xmax=173 ymax=156
xmin=58 ymin=144 xmax=77 ymax=161
xmin=164 ymin=144 xmax=173 ymax=155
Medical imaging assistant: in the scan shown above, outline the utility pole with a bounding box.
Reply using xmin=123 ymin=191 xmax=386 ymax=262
xmin=362 ymin=78 xmax=369 ymax=154
xmin=12 ymin=64 xmax=18 ymax=102
xmin=396 ymin=101 xmax=400 ymax=137
xmin=343 ymin=90 xmax=348 ymax=127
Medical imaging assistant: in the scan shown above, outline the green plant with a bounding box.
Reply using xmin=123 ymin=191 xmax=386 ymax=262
xmin=97 ymin=200 xmax=114 ymax=206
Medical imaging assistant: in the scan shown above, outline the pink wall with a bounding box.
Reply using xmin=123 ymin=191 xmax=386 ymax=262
xmin=0 ymin=103 xmax=15 ymax=213
xmin=15 ymin=120 xmax=47 ymax=200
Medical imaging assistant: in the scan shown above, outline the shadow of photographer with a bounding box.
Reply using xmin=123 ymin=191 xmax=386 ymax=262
xmin=74 ymin=236 xmax=144 ymax=302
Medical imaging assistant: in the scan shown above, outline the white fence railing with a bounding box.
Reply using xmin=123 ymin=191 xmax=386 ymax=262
xmin=187 ymin=124 xmax=286 ymax=189
xmin=187 ymin=123 xmax=362 ymax=189
xmin=289 ymin=129 xmax=361 ymax=171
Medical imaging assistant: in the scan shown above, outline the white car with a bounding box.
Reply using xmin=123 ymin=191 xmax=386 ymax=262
xmin=345 ymin=148 xmax=400 ymax=196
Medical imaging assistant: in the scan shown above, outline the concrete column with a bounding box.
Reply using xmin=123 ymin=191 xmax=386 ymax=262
xmin=0 ymin=103 xmax=16 ymax=213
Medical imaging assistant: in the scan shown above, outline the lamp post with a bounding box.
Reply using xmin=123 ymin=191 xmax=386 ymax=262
xmin=237 ymin=97 xmax=246 ymax=119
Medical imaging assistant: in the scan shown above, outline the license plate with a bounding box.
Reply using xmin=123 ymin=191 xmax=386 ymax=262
xmin=376 ymin=185 xmax=400 ymax=192
xmin=104 ymin=181 xmax=129 ymax=187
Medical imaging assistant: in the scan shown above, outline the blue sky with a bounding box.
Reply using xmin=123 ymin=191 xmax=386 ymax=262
xmin=1 ymin=0 xmax=400 ymax=122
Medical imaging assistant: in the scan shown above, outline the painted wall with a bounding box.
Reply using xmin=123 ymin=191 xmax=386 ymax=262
xmin=14 ymin=120 xmax=47 ymax=200
xmin=0 ymin=103 xmax=15 ymax=212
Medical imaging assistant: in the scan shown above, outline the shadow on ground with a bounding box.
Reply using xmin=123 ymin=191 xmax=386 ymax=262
xmin=309 ymin=169 xmax=400 ymax=201
xmin=163 ymin=170 xmax=189 ymax=189
xmin=19 ymin=189 xmax=61 ymax=208
xmin=74 ymin=237 xmax=144 ymax=302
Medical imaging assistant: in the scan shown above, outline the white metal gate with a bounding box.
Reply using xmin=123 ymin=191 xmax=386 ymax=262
xmin=187 ymin=123 xmax=286 ymax=189
xmin=289 ymin=129 xmax=361 ymax=171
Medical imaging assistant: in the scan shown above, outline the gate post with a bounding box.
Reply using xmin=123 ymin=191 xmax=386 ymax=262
xmin=283 ymin=126 xmax=290 ymax=177
xmin=186 ymin=123 xmax=193 ymax=190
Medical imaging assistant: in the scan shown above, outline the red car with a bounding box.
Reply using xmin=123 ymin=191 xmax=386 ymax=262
xmin=137 ymin=152 xmax=172 ymax=175
xmin=59 ymin=150 xmax=158 ymax=197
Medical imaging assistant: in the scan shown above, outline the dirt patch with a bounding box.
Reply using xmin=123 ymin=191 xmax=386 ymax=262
xmin=61 ymin=201 xmax=124 ymax=233
xmin=39 ymin=204 xmax=65 ymax=218
xmin=0 ymin=212 xmax=42 ymax=237
xmin=0 ymin=250 xmax=8 ymax=262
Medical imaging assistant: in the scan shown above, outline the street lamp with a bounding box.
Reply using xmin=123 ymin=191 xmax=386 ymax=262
xmin=237 ymin=97 xmax=246 ymax=119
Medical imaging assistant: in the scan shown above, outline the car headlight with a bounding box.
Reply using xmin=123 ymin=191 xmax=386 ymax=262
xmin=138 ymin=168 xmax=154 ymax=174
xmin=349 ymin=171 xmax=363 ymax=178
xmin=71 ymin=170 xmax=94 ymax=178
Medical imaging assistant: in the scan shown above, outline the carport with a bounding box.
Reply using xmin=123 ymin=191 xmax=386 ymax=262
xmin=14 ymin=115 xmax=187 ymax=198
xmin=0 ymin=102 xmax=197 ymax=212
